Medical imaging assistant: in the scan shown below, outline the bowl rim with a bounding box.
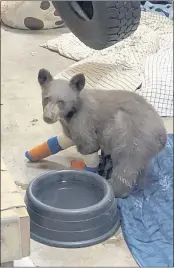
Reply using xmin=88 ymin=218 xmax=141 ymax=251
xmin=27 ymin=170 xmax=114 ymax=216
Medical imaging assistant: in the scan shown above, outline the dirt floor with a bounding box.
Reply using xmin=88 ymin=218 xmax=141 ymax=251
xmin=1 ymin=24 xmax=173 ymax=267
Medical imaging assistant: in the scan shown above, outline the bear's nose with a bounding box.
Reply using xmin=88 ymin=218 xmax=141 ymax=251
xmin=43 ymin=116 xmax=53 ymax=124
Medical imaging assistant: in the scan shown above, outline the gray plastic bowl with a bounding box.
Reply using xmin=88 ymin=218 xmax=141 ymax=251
xmin=25 ymin=170 xmax=120 ymax=248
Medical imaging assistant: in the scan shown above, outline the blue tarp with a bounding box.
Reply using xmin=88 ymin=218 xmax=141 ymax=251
xmin=141 ymin=1 xmax=173 ymax=20
xmin=99 ymin=134 xmax=173 ymax=266
xmin=118 ymin=134 xmax=173 ymax=267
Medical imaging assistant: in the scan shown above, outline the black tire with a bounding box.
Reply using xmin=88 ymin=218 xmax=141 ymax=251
xmin=52 ymin=1 xmax=141 ymax=50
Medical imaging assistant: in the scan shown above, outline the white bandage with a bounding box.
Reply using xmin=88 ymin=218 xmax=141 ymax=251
xmin=83 ymin=153 xmax=99 ymax=168
xmin=58 ymin=135 xmax=74 ymax=149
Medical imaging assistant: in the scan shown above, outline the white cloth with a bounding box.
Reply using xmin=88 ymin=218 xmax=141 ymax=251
xmin=41 ymin=12 xmax=173 ymax=116
xmin=138 ymin=35 xmax=173 ymax=117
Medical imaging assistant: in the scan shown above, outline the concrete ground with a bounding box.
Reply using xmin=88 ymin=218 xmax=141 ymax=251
xmin=1 ymin=24 xmax=173 ymax=267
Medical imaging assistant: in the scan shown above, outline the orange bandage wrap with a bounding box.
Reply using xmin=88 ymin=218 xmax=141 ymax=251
xmin=71 ymin=160 xmax=85 ymax=170
xmin=25 ymin=136 xmax=62 ymax=162
xmin=26 ymin=142 xmax=52 ymax=162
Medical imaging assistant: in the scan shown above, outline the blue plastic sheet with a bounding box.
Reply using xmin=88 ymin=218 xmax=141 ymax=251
xmin=98 ymin=134 xmax=173 ymax=266
xmin=118 ymin=134 xmax=173 ymax=267
xmin=141 ymin=1 xmax=173 ymax=19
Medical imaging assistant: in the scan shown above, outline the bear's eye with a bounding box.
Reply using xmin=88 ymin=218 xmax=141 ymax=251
xmin=57 ymin=100 xmax=64 ymax=108
xmin=43 ymin=97 xmax=50 ymax=107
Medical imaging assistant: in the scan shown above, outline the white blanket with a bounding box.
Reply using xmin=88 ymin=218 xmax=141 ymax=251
xmin=41 ymin=12 xmax=173 ymax=116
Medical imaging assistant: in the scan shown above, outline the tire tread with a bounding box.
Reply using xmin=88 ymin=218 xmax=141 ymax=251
xmin=52 ymin=1 xmax=141 ymax=49
xmin=106 ymin=1 xmax=141 ymax=46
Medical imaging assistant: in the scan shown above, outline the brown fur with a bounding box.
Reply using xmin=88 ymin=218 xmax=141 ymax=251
xmin=38 ymin=69 xmax=167 ymax=198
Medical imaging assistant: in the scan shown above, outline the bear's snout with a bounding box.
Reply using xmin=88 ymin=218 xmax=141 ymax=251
xmin=43 ymin=115 xmax=54 ymax=124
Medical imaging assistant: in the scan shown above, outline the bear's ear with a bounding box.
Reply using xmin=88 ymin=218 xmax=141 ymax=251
xmin=38 ymin=69 xmax=52 ymax=86
xmin=69 ymin=73 xmax=85 ymax=92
